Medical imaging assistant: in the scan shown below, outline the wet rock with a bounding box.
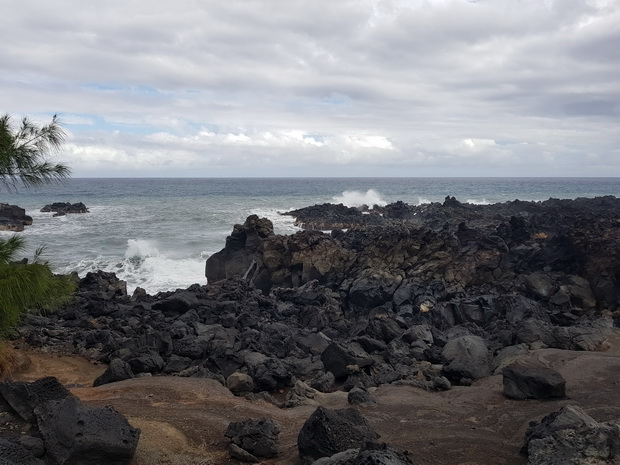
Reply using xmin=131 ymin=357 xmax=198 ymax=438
xmin=41 ymin=202 xmax=89 ymax=216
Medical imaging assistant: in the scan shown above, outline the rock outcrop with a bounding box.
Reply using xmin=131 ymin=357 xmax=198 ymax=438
xmin=40 ymin=202 xmax=89 ymax=216
xmin=0 ymin=203 xmax=32 ymax=231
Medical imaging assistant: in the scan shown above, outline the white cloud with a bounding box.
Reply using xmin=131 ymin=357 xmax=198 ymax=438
xmin=0 ymin=0 xmax=618 ymax=176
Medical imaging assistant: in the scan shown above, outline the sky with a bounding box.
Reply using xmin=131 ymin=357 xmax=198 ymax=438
xmin=1 ymin=0 xmax=619 ymax=177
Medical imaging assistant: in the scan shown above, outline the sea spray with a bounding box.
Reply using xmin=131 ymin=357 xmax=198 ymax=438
xmin=332 ymin=189 xmax=387 ymax=208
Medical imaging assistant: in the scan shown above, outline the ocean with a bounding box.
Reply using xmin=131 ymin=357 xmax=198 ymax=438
xmin=2 ymin=177 xmax=619 ymax=294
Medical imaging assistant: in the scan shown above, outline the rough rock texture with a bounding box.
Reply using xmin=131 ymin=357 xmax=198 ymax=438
xmin=442 ymin=335 xmax=492 ymax=383
xmin=298 ymin=407 xmax=379 ymax=464
xmin=224 ymin=418 xmax=281 ymax=458
xmin=0 ymin=377 xmax=71 ymax=423
xmin=524 ymin=405 xmax=620 ymax=464
xmin=40 ymin=202 xmax=89 ymax=216
xmin=0 ymin=377 xmax=140 ymax=465
xmin=93 ymin=359 xmax=134 ymax=387
xmin=503 ymin=364 xmax=566 ymax=400
xmin=0 ymin=437 xmax=44 ymax=465
xmin=0 ymin=203 xmax=32 ymax=232
xmin=35 ymin=395 xmax=140 ymax=465
xmin=205 ymin=215 xmax=274 ymax=285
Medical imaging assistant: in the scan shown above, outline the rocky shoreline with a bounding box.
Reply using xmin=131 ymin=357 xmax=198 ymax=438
xmin=3 ymin=195 xmax=620 ymax=464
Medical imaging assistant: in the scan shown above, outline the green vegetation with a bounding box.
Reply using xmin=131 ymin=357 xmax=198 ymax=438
xmin=0 ymin=114 xmax=75 ymax=335
xmin=0 ymin=113 xmax=71 ymax=191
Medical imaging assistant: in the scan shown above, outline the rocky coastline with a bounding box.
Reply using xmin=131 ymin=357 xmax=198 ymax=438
xmin=2 ymin=195 xmax=620 ymax=464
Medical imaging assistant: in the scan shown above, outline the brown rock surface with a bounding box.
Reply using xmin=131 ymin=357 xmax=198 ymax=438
xmin=4 ymin=332 xmax=619 ymax=465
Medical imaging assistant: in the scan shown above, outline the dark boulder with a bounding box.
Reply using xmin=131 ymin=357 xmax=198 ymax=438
xmin=503 ymin=365 xmax=566 ymax=400
xmin=40 ymin=202 xmax=89 ymax=216
xmin=441 ymin=335 xmax=492 ymax=383
xmin=347 ymin=387 xmax=377 ymax=405
xmin=0 ymin=203 xmax=32 ymax=232
xmin=524 ymin=405 xmax=620 ymax=464
xmin=298 ymin=407 xmax=379 ymax=464
xmin=224 ymin=418 xmax=281 ymax=458
xmin=321 ymin=343 xmax=374 ymax=379
xmin=0 ymin=377 xmax=72 ymax=423
xmin=93 ymin=359 xmax=135 ymax=387
xmin=34 ymin=395 xmax=140 ymax=465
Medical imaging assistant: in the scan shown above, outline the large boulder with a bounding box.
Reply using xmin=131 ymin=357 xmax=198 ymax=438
xmin=298 ymin=407 xmax=379 ymax=464
xmin=35 ymin=395 xmax=140 ymax=465
xmin=40 ymin=202 xmax=89 ymax=216
xmin=93 ymin=359 xmax=135 ymax=387
xmin=503 ymin=365 xmax=566 ymax=400
xmin=224 ymin=418 xmax=281 ymax=459
xmin=0 ymin=377 xmax=71 ymax=423
xmin=524 ymin=405 xmax=620 ymax=465
xmin=441 ymin=335 xmax=492 ymax=383
xmin=0 ymin=203 xmax=32 ymax=232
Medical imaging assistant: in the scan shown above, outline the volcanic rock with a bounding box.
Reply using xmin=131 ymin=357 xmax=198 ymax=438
xmin=0 ymin=203 xmax=32 ymax=232
xmin=503 ymin=364 xmax=566 ymax=400
xmin=298 ymin=407 xmax=379 ymax=464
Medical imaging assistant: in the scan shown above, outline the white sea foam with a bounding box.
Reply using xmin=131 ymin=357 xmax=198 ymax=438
xmin=416 ymin=197 xmax=432 ymax=205
xmin=465 ymin=198 xmax=491 ymax=205
xmin=252 ymin=207 xmax=300 ymax=234
xmin=332 ymin=189 xmax=387 ymax=208
xmin=62 ymin=238 xmax=207 ymax=295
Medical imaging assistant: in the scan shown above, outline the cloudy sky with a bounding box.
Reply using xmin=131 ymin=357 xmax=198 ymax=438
xmin=2 ymin=0 xmax=619 ymax=177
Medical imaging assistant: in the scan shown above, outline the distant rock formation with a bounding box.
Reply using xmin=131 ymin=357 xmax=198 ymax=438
xmin=0 ymin=203 xmax=32 ymax=231
xmin=41 ymin=202 xmax=89 ymax=216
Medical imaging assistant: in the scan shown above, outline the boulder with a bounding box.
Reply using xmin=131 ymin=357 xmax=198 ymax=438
xmin=224 ymin=418 xmax=281 ymax=458
xmin=40 ymin=202 xmax=89 ymax=216
xmin=524 ymin=405 xmax=620 ymax=465
xmin=441 ymin=336 xmax=492 ymax=383
xmin=93 ymin=359 xmax=135 ymax=387
xmin=321 ymin=343 xmax=374 ymax=379
xmin=503 ymin=365 xmax=566 ymax=400
xmin=226 ymin=372 xmax=254 ymax=395
xmin=34 ymin=395 xmax=140 ymax=465
xmin=0 ymin=203 xmax=32 ymax=232
xmin=298 ymin=407 xmax=379 ymax=464
xmin=347 ymin=386 xmax=377 ymax=405
xmin=0 ymin=377 xmax=72 ymax=423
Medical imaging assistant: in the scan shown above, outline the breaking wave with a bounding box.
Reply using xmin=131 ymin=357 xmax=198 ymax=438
xmin=332 ymin=189 xmax=387 ymax=208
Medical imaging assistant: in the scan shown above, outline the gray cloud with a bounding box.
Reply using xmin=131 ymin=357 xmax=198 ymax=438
xmin=1 ymin=0 xmax=619 ymax=176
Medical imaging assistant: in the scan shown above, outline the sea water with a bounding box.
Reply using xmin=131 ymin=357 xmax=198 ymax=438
xmin=1 ymin=177 xmax=619 ymax=294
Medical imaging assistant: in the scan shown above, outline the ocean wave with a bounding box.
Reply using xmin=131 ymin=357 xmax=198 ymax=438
xmin=332 ymin=189 xmax=387 ymax=208
xmin=465 ymin=198 xmax=491 ymax=205
xmin=60 ymin=238 xmax=206 ymax=294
